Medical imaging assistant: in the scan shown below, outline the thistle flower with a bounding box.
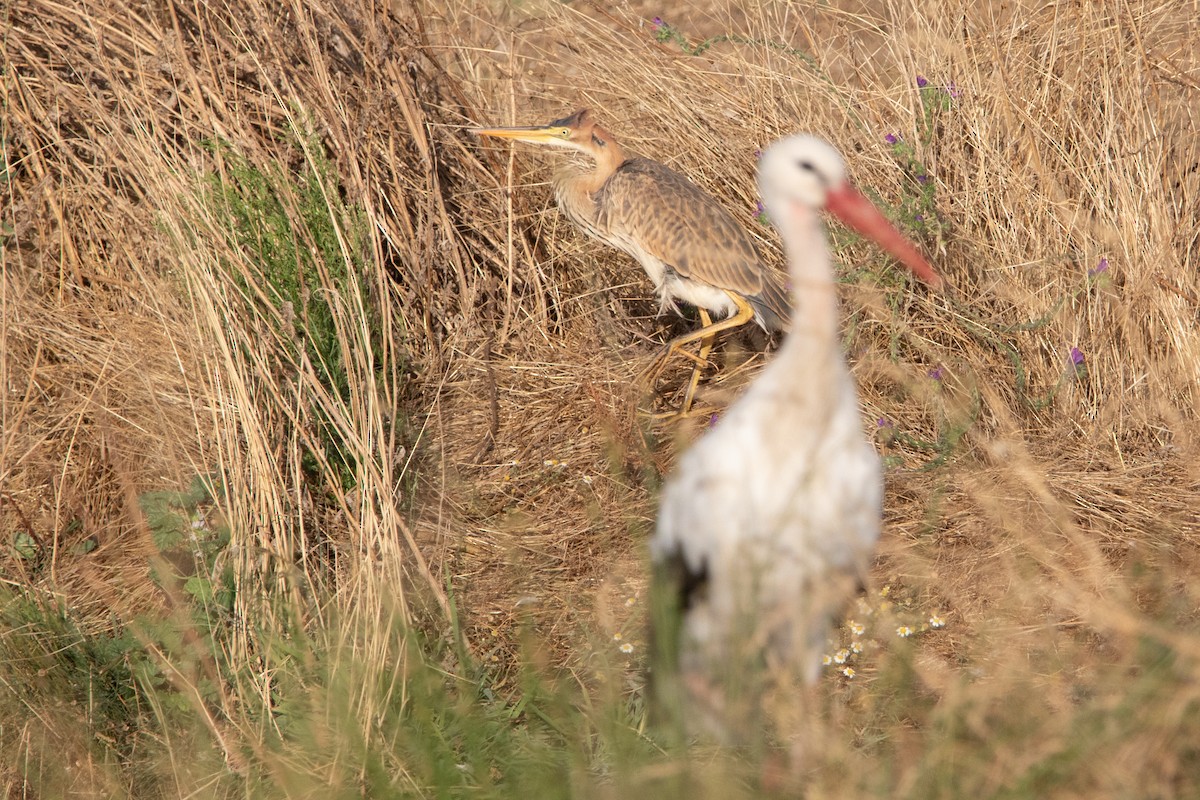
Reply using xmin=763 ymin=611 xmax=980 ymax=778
xmin=916 ymin=75 xmax=929 ymax=88
xmin=650 ymin=16 xmax=673 ymax=42
xmin=1070 ymin=347 xmax=1085 ymax=366
xmin=885 ymin=133 xmax=899 ymax=145
xmin=876 ymin=417 xmax=894 ymax=429
xmin=928 ymin=365 xmax=944 ymax=381
xmin=1089 ymin=257 xmax=1109 ymax=276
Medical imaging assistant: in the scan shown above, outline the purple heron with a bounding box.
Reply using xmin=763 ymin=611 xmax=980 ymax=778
xmin=650 ymin=135 xmax=942 ymax=741
xmin=473 ymin=109 xmax=789 ymax=413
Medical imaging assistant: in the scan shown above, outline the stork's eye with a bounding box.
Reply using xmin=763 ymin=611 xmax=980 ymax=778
xmin=796 ymin=159 xmax=831 ymax=187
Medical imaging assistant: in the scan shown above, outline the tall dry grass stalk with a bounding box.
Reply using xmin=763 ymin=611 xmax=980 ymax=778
xmin=3 ymin=0 xmax=1200 ymax=793
xmin=1 ymin=0 xmax=528 ymax=779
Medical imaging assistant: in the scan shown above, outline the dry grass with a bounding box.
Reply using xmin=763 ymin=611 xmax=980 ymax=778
xmin=3 ymin=0 xmax=1200 ymax=794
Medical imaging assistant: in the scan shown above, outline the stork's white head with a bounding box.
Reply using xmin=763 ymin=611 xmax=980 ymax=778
xmin=756 ymin=134 xmax=943 ymax=288
xmin=756 ymin=134 xmax=847 ymax=216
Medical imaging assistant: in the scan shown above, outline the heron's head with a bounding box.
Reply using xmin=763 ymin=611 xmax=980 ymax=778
xmin=472 ymin=109 xmax=613 ymax=157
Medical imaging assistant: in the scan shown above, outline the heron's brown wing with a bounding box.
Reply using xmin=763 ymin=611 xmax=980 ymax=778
xmin=597 ymin=158 xmax=766 ymax=298
xmin=751 ymin=263 xmax=791 ymax=331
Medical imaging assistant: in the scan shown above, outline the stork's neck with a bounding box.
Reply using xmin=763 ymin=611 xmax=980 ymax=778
xmin=776 ymin=202 xmax=842 ymax=365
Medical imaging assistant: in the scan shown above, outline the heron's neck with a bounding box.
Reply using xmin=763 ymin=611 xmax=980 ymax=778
xmin=579 ymin=131 xmax=626 ymax=193
xmin=552 ymin=135 xmax=627 ymax=231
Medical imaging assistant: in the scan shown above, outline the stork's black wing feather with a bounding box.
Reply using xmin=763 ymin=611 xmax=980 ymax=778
xmin=646 ymin=545 xmax=709 ymax=737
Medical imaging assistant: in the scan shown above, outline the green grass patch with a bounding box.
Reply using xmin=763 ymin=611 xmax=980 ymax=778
xmin=203 ymin=132 xmax=387 ymax=491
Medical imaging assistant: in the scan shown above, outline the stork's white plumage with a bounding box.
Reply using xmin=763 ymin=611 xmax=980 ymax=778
xmin=650 ymin=135 xmax=942 ymax=739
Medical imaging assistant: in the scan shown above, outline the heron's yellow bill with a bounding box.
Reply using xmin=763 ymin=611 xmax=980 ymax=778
xmin=471 ymin=124 xmax=571 ymax=146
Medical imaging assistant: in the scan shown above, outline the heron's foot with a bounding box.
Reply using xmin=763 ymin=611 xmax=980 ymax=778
xmin=637 ymin=343 xmax=708 ymax=387
xmin=638 ymin=371 xmax=708 ymax=421
xmin=637 ymin=403 xmax=705 ymax=422
xmin=638 ymin=334 xmax=716 ymax=421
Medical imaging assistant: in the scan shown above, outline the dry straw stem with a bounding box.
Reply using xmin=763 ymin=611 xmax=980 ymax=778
xmin=2 ymin=0 xmax=1200 ymax=790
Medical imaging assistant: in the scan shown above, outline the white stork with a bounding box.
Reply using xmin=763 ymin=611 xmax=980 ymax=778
xmin=650 ymin=135 xmax=942 ymax=739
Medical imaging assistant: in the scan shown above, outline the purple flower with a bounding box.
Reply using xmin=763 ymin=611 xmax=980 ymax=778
xmin=1089 ymin=257 xmax=1109 ymax=276
xmin=916 ymin=75 xmax=929 ymax=88
xmin=1069 ymin=347 xmax=1085 ymax=366
xmin=755 ymin=200 xmax=765 ymax=215
xmin=884 ymin=133 xmax=899 ymax=145
xmin=928 ymin=366 xmax=944 ymax=381
xmin=917 ymin=174 xmax=929 ymax=184
xmin=877 ymin=417 xmax=894 ymax=429
xmin=914 ymin=214 xmax=924 ymax=222
xmin=946 ymin=81 xmax=960 ymax=98
xmin=755 ymin=148 xmax=763 ymax=159
xmin=652 ymin=16 xmax=664 ymax=27
xmin=707 ymin=413 xmax=720 ymax=428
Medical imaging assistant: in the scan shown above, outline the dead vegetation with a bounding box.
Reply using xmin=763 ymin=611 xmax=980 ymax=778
xmin=3 ymin=0 xmax=1200 ymax=793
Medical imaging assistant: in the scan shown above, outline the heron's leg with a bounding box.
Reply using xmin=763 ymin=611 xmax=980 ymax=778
xmin=644 ymin=312 xmax=716 ymax=420
xmin=662 ymin=292 xmax=755 ymax=363
xmin=679 ymin=310 xmax=715 ymax=414
xmin=640 ymin=337 xmax=708 ymax=382
xmin=641 ymin=294 xmax=757 ymax=419
xmin=641 ymin=293 xmax=755 ymax=384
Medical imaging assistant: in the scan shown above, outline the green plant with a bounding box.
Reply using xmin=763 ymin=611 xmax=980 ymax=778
xmin=203 ymin=135 xmax=384 ymax=490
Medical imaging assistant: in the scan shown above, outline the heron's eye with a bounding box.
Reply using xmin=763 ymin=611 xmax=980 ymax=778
xmin=559 ymin=128 xmax=571 ymax=137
